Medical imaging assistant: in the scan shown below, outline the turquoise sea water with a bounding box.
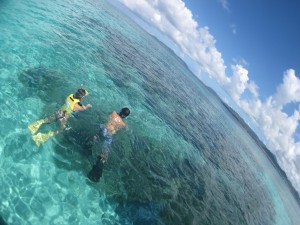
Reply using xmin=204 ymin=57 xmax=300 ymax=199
xmin=1 ymin=0 xmax=300 ymax=224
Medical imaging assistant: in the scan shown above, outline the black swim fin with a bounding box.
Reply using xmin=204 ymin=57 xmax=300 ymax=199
xmin=88 ymin=156 xmax=104 ymax=182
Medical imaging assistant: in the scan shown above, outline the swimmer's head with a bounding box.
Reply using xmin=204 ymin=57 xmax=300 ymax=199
xmin=119 ymin=107 xmax=130 ymax=118
xmin=75 ymin=88 xmax=88 ymax=99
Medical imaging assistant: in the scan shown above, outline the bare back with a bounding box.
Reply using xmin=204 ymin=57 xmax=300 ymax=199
xmin=105 ymin=111 xmax=126 ymax=135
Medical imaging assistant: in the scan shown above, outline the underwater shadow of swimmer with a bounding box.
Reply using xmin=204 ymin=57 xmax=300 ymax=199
xmin=52 ymin=127 xmax=96 ymax=173
xmin=18 ymin=66 xmax=69 ymax=113
xmin=51 ymin=114 xmax=106 ymax=181
xmin=49 ymin=113 xmax=208 ymax=225
xmin=50 ymin=130 xmax=106 ymax=188
xmin=51 ymin=123 xmax=207 ymax=225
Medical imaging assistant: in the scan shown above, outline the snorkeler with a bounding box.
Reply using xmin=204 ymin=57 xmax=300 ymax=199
xmin=28 ymin=88 xmax=92 ymax=147
xmin=87 ymin=107 xmax=130 ymax=182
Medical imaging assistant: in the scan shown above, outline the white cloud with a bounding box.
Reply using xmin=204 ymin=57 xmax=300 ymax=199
xmin=248 ymin=80 xmax=259 ymax=98
xmin=272 ymin=69 xmax=300 ymax=109
xmin=117 ymin=0 xmax=300 ymax=195
xmin=118 ymin=0 xmax=229 ymax=85
xmin=235 ymin=68 xmax=300 ymax=193
xmin=226 ymin=64 xmax=249 ymax=101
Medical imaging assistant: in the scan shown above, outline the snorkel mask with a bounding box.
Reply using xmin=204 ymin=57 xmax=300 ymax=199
xmin=75 ymin=88 xmax=89 ymax=99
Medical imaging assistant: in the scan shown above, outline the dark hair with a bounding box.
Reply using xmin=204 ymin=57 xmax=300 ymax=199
xmin=119 ymin=107 xmax=130 ymax=118
xmin=74 ymin=88 xmax=86 ymax=99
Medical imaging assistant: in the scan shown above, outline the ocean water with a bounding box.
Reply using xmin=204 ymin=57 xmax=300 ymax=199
xmin=0 ymin=0 xmax=300 ymax=224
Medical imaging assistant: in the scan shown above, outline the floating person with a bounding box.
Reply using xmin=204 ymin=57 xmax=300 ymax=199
xmin=28 ymin=88 xmax=92 ymax=147
xmin=87 ymin=107 xmax=130 ymax=182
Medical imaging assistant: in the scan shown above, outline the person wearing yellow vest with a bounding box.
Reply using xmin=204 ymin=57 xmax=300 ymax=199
xmin=28 ymin=88 xmax=92 ymax=147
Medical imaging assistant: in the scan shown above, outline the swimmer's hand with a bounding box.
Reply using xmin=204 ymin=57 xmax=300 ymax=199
xmin=83 ymin=104 xmax=92 ymax=110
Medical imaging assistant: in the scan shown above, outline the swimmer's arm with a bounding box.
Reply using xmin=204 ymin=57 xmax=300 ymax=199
xmin=73 ymin=103 xmax=92 ymax=111
xmin=119 ymin=122 xmax=127 ymax=130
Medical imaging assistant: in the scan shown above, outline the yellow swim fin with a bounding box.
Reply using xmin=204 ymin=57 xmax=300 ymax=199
xmin=28 ymin=119 xmax=46 ymax=135
xmin=32 ymin=131 xmax=55 ymax=147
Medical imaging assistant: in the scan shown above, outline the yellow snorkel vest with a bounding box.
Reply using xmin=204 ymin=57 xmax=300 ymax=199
xmin=61 ymin=94 xmax=80 ymax=117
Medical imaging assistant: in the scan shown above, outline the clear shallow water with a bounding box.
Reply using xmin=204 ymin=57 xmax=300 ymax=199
xmin=0 ymin=0 xmax=300 ymax=224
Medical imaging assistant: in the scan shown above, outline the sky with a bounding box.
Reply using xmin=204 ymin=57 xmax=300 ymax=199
xmin=112 ymin=0 xmax=300 ymax=195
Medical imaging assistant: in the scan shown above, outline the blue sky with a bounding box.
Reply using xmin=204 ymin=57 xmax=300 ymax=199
xmin=111 ymin=0 xmax=300 ymax=195
xmin=184 ymin=0 xmax=300 ymax=98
